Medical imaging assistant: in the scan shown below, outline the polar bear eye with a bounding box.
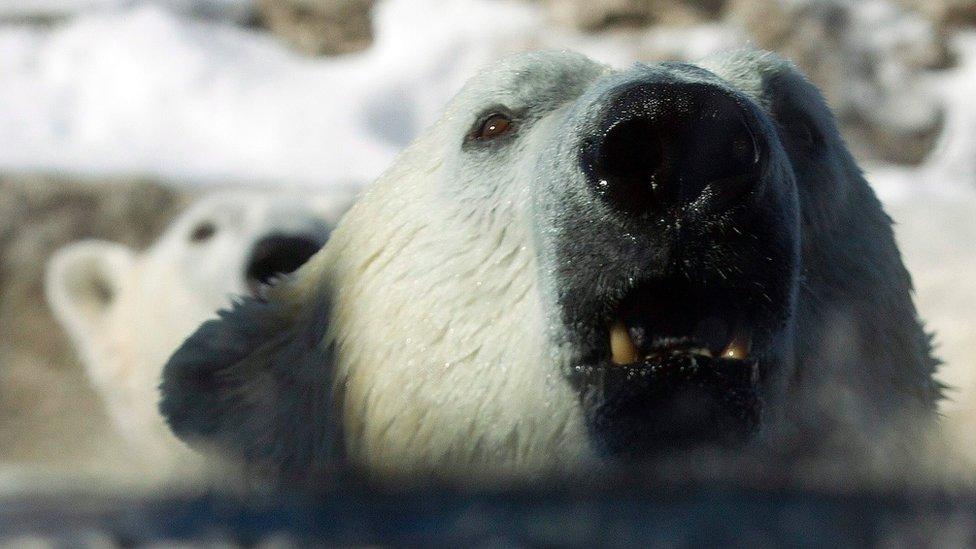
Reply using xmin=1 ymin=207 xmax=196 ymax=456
xmin=189 ymin=221 xmax=217 ymax=243
xmin=478 ymin=114 xmax=511 ymax=139
xmin=469 ymin=110 xmax=515 ymax=143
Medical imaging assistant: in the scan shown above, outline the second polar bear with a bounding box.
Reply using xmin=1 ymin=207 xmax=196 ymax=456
xmin=46 ymin=189 xmax=354 ymax=472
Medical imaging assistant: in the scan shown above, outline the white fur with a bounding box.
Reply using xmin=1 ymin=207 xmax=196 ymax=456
xmin=258 ymin=54 xmax=613 ymax=477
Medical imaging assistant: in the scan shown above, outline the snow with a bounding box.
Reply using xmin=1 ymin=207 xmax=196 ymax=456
xmin=0 ymin=0 xmax=744 ymax=187
xmin=0 ymin=0 xmax=253 ymax=22
xmin=0 ymin=0 xmax=548 ymax=186
xmin=0 ymin=0 xmax=973 ymax=463
xmin=869 ymin=33 xmax=976 ymax=463
xmin=847 ymin=0 xmax=944 ymax=139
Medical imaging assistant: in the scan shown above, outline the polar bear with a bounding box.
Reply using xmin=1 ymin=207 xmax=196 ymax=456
xmin=160 ymin=50 xmax=939 ymax=484
xmin=46 ymin=189 xmax=354 ymax=471
xmin=0 ymin=177 xmax=186 ymax=470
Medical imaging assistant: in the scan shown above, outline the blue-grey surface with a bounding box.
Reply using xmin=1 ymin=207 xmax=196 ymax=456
xmin=2 ymin=484 xmax=975 ymax=547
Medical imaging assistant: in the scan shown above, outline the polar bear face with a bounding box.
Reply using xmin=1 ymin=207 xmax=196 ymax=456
xmin=331 ymin=51 xmax=803 ymax=466
xmin=161 ymin=51 xmax=938 ymax=483
xmin=47 ymin=190 xmax=353 ymax=466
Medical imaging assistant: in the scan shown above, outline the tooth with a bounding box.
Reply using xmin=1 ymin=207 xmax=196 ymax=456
xmin=722 ymin=332 xmax=753 ymax=360
xmin=610 ymin=320 xmax=638 ymax=365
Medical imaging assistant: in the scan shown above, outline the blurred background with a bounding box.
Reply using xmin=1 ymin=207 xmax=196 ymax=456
xmin=0 ymin=0 xmax=974 ymax=497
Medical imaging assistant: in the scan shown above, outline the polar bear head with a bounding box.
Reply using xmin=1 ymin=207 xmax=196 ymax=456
xmin=46 ymin=189 xmax=353 ymax=465
xmin=160 ymin=50 xmax=939 ymax=483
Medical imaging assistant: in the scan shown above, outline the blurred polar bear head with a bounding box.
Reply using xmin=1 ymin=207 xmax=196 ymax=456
xmin=45 ymin=189 xmax=354 ymax=467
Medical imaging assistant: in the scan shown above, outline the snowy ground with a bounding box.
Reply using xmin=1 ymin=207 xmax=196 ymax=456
xmin=0 ymin=0 xmax=542 ymax=186
xmin=0 ymin=0 xmax=744 ymax=187
xmin=0 ymin=0 xmax=973 ymax=465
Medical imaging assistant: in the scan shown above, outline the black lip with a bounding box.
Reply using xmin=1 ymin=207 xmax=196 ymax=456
xmin=580 ymin=352 xmax=762 ymax=459
xmin=571 ymin=272 xmax=769 ymax=459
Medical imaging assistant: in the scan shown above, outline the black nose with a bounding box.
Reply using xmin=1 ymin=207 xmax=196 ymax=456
xmin=586 ymin=82 xmax=763 ymax=216
xmin=246 ymin=233 xmax=324 ymax=296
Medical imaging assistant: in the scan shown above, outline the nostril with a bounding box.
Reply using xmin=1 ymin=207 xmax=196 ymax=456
xmin=245 ymin=234 xmax=324 ymax=296
xmin=595 ymin=117 xmax=668 ymax=216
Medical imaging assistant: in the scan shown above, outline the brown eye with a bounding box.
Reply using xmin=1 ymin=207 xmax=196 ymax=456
xmin=190 ymin=221 xmax=216 ymax=243
xmin=476 ymin=113 xmax=512 ymax=140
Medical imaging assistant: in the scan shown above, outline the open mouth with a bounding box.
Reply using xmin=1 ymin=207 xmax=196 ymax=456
xmin=579 ymin=277 xmax=764 ymax=459
xmin=607 ymin=278 xmax=756 ymax=369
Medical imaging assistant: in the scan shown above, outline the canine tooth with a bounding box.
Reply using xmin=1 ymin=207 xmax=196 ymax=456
xmin=722 ymin=332 xmax=753 ymax=360
xmin=610 ymin=320 xmax=638 ymax=365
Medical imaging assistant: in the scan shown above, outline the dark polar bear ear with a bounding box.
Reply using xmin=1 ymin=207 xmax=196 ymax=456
xmin=159 ymin=294 xmax=343 ymax=483
xmin=46 ymin=240 xmax=134 ymax=346
xmin=754 ymin=53 xmax=942 ymax=418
